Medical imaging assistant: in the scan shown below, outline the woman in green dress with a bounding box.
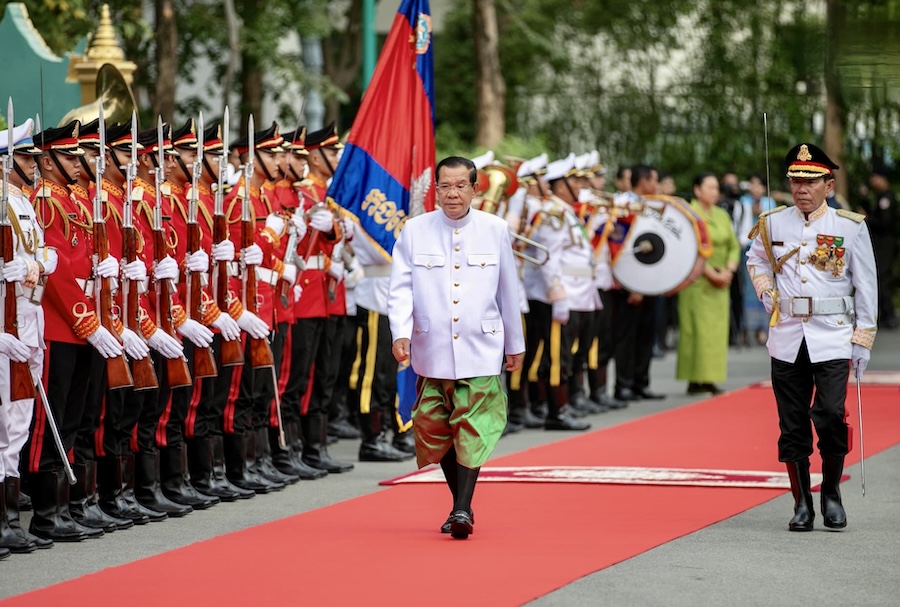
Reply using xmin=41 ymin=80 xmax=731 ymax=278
xmin=676 ymin=172 xmax=741 ymax=394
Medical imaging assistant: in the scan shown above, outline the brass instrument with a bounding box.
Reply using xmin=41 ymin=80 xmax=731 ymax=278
xmin=59 ymin=63 xmax=137 ymax=127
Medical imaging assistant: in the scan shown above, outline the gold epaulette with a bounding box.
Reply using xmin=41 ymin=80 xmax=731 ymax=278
xmin=132 ymin=186 xmax=145 ymax=202
xmin=747 ymin=205 xmax=788 ymax=240
xmin=758 ymin=205 xmax=788 ymax=220
xmin=836 ymin=209 xmax=866 ymax=223
xmin=34 ymin=186 xmax=53 ymax=199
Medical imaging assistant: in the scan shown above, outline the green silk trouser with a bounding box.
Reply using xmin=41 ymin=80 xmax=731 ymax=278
xmin=412 ymin=376 xmax=507 ymax=469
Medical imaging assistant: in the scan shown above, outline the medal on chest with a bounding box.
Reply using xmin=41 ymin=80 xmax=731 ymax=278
xmin=807 ymin=234 xmax=845 ymax=277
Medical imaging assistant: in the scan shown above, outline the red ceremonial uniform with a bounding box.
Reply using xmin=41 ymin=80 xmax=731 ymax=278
xmin=293 ymin=174 xmax=341 ymax=319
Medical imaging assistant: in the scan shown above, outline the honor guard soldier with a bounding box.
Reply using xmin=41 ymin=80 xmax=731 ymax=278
xmin=25 ymin=120 xmax=120 ymax=542
xmin=747 ymin=143 xmax=877 ymax=531
xmin=0 ymin=118 xmax=57 ymax=553
xmin=281 ymin=122 xmax=354 ymax=474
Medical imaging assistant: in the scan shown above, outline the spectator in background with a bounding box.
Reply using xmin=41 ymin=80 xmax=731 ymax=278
xmin=861 ymin=167 xmax=898 ymax=329
xmin=719 ymin=171 xmax=744 ymax=346
xmin=658 ymin=172 xmax=677 ymax=196
xmin=614 ymin=166 xmax=632 ymax=194
xmin=677 ymin=173 xmax=741 ymax=394
xmin=738 ymin=174 xmax=777 ymax=344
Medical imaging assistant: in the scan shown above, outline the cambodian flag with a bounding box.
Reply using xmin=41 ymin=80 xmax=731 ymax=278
xmin=326 ymin=0 xmax=435 ymax=427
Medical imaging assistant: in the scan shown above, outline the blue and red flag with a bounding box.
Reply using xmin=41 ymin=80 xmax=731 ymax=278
xmin=326 ymin=0 xmax=435 ymax=427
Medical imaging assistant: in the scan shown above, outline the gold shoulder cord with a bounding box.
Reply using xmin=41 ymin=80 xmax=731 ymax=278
xmin=7 ymin=202 xmax=38 ymax=255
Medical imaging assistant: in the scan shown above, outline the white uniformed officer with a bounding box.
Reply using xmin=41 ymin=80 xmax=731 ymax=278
xmin=746 ymin=142 xmax=877 ymax=532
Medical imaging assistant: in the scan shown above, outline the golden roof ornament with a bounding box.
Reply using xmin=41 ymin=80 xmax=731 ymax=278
xmin=85 ymin=5 xmax=126 ymax=63
xmin=797 ymin=145 xmax=812 ymax=162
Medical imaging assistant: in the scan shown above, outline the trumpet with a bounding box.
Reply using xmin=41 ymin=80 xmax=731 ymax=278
xmin=510 ymin=229 xmax=550 ymax=266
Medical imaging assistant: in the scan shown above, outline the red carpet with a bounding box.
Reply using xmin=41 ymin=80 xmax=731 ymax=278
xmin=5 ymin=386 xmax=899 ymax=607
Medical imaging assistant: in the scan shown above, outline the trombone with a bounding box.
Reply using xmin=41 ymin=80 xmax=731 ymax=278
xmin=510 ymin=230 xmax=550 ymax=265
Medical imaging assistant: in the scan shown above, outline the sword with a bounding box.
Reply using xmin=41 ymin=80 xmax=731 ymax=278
xmin=36 ymin=379 xmax=77 ymax=485
xmin=270 ymin=366 xmax=286 ymax=450
xmin=856 ymin=368 xmax=866 ymax=497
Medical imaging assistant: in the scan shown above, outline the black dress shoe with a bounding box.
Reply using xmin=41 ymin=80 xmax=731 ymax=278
xmin=441 ymin=510 xmax=474 ymax=534
xmin=544 ymin=413 xmax=590 ymax=431
xmin=634 ymin=388 xmax=665 ymax=400
xmin=702 ymin=384 xmax=722 ymax=395
xmin=523 ymin=408 xmax=545 ymax=429
xmin=359 ymin=440 xmax=415 ymax=462
xmin=686 ymin=382 xmax=705 ymax=395
xmin=614 ymin=387 xmax=637 ymax=402
xmin=392 ymin=432 xmax=417 ymax=455
xmin=328 ymin=419 xmax=361 ymax=440
xmin=448 ymin=510 xmax=474 ymax=539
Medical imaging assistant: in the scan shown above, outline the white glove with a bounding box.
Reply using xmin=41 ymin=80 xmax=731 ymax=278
xmin=344 ymin=261 xmax=364 ymax=289
xmin=147 ymin=328 xmax=184 ymax=359
xmin=0 ymin=333 xmax=30 ymax=363
xmin=154 ymin=256 xmax=179 ymax=281
xmin=241 ymin=243 xmax=264 ymax=267
xmin=176 ymin=318 xmax=214 ymax=348
xmin=340 ymin=217 xmax=354 ymax=241
xmin=211 ymin=240 xmax=235 ymax=262
xmin=186 ymin=250 xmax=210 ymax=273
xmin=552 ymin=301 xmax=570 ymax=325
xmin=310 ymin=209 xmax=333 ymax=232
xmin=289 ymin=213 xmax=308 ymax=240
xmin=96 ymin=255 xmax=120 ymax=279
xmin=265 ymin=214 xmax=285 ymax=235
xmin=211 ymin=313 xmax=241 ymax=341
xmin=2 ymin=258 xmax=28 ymax=283
xmin=281 ymin=264 xmax=298 ymax=286
xmin=236 ymin=310 xmax=270 ymax=339
xmin=122 ymin=259 xmax=148 ymax=282
xmin=121 ymin=328 xmax=150 ymax=360
xmin=86 ymin=326 xmax=124 ymax=359
xmin=293 ymin=284 xmax=303 ymax=303
xmin=761 ymin=291 xmax=774 ymax=315
xmin=327 ymin=260 xmax=344 ymax=281
xmin=852 ymin=344 xmax=870 ymax=379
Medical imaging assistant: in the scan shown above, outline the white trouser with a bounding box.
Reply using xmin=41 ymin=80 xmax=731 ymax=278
xmin=0 ymin=345 xmax=43 ymax=480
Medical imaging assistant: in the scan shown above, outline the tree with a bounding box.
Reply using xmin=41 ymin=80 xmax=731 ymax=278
xmin=473 ymin=0 xmax=505 ymax=147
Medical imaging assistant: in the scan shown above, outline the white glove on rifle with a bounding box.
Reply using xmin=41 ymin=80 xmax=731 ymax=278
xmin=236 ymin=310 xmax=269 ymax=339
xmin=122 ymin=259 xmax=148 ymax=283
xmin=86 ymin=326 xmax=124 ymax=359
xmin=340 ymin=217 xmax=354 ymax=241
xmin=281 ymin=264 xmax=298 ymax=286
xmin=95 ymin=255 xmax=120 ymax=279
xmin=176 ymin=318 xmax=214 ymax=348
xmin=552 ymin=300 xmax=570 ymax=326
xmin=211 ymin=313 xmax=241 ymax=341
xmin=241 ymin=244 xmax=264 ymax=267
xmin=121 ymin=328 xmax=150 ymax=360
xmin=293 ymin=285 xmax=303 ymax=303
xmin=309 ymin=209 xmax=333 ymax=233
xmin=289 ymin=213 xmax=307 ymax=239
xmin=0 ymin=333 xmax=30 ymax=362
xmin=147 ymin=328 xmax=184 ymax=359
xmin=154 ymin=256 xmax=179 ymax=281
xmin=211 ymin=240 xmax=235 ymax=262
xmin=265 ymin=213 xmax=285 ymax=235
xmin=185 ymin=250 xmax=210 ymax=273
xmin=852 ymin=344 xmax=870 ymax=379
xmin=327 ymin=260 xmax=344 ymax=281
xmin=344 ymin=259 xmax=364 ymax=289
xmin=1 ymin=258 xmax=27 ymax=283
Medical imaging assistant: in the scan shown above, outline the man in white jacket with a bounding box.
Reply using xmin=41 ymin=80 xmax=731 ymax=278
xmin=389 ymin=156 xmax=524 ymax=539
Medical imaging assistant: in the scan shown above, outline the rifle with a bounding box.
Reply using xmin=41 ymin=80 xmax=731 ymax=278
xmin=212 ymin=107 xmax=243 ymax=367
xmin=240 ymin=114 xmax=274 ymax=369
xmin=1 ymin=98 xmax=35 ymax=401
xmin=93 ymin=106 xmax=133 ymax=390
xmin=121 ymin=111 xmax=158 ymax=391
xmin=151 ymin=118 xmax=192 ymax=388
xmin=278 ymin=188 xmax=308 ymax=308
xmin=185 ymin=113 xmax=217 ymax=379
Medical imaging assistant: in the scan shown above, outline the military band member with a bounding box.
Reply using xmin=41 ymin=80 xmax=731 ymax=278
xmin=747 ymin=143 xmax=877 ymax=531
xmin=389 ymin=156 xmax=525 ymax=539
xmin=0 ymin=119 xmax=56 ymax=553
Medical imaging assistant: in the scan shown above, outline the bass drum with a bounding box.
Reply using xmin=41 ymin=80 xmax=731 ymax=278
xmin=610 ymin=195 xmax=712 ymax=296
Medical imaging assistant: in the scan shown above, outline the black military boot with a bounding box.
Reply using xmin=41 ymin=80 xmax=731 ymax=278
xmin=188 ymin=436 xmax=241 ymax=502
xmin=448 ymin=464 xmax=480 ymax=540
xmin=281 ymin=421 xmax=327 ymax=480
xmin=97 ymin=455 xmax=151 ymax=525
xmin=359 ymin=412 xmax=414 ymax=462
xmin=254 ymin=427 xmax=298 ymax=485
xmin=28 ymin=470 xmax=86 ymax=542
xmin=0 ymin=480 xmax=36 ymax=553
xmin=69 ymin=462 xmax=125 ymax=532
xmin=567 ymin=370 xmax=592 ymax=416
xmin=302 ymin=414 xmax=354 ymax=473
xmin=820 ymin=454 xmax=847 ymax=529
xmin=160 ymin=446 xmax=219 ymax=509
xmin=785 ymin=459 xmax=815 ymax=531
xmin=120 ymin=454 xmax=168 ymax=523
xmin=211 ymin=434 xmax=255 ymax=498
xmin=224 ymin=432 xmax=281 ymax=494
xmin=544 ymin=386 xmax=591 ymax=431
xmin=5 ymin=477 xmax=53 ymax=549
xmin=133 ymin=451 xmax=193 ymax=517
xmin=529 ymin=380 xmax=549 ymax=422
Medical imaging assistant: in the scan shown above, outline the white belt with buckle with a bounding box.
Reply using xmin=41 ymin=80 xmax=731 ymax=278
xmin=779 ymin=296 xmax=854 ymax=317
xmin=562 ymin=264 xmax=594 ymax=278
xmin=256 ymin=267 xmax=279 ymax=286
xmin=304 ymin=258 xmax=326 ymax=271
xmin=362 ymin=265 xmax=392 ymax=278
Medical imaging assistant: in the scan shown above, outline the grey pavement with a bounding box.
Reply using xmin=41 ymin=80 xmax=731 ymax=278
xmin=2 ymin=327 xmax=899 ymax=604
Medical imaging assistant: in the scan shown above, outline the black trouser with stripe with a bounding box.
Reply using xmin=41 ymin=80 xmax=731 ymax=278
xmin=347 ymin=307 xmax=396 ymax=441
xmin=612 ymin=291 xmax=657 ymax=392
xmin=189 ymin=335 xmax=238 ymax=440
xmin=283 ymin=317 xmax=326 ymax=418
xmin=772 ymin=340 xmax=850 ymax=462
